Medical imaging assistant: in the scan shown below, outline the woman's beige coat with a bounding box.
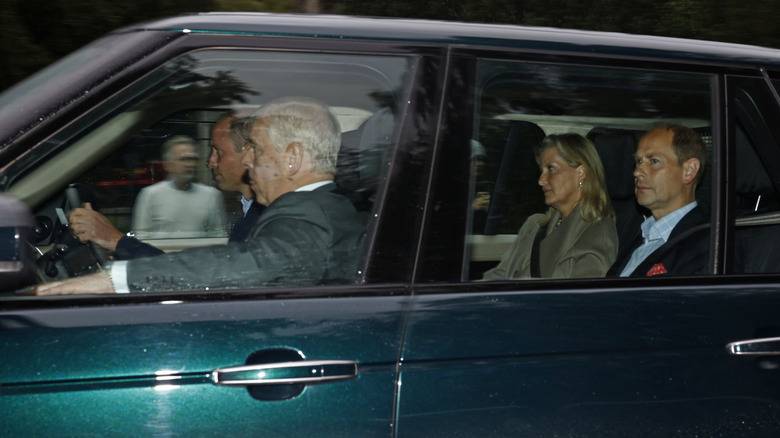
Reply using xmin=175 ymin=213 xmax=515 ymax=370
xmin=483 ymin=205 xmax=618 ymax=279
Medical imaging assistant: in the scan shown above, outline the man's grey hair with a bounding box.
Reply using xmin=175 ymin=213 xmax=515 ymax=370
xmin=251 ymin=97 xmax=341 ymax=175
xmin=161 ymin=135 xmax=196 ymax=161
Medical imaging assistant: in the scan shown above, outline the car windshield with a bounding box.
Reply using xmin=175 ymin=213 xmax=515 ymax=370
xmin=0 ymin=31 xmax=175 ymax=150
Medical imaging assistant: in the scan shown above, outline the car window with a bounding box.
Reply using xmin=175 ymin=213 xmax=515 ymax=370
xmin=731 ymin=76 xmax=780 ymax=274
xmin=5 ymin=48 xmax=416 ymax=291
xmin=465 ymin=60 xmax=713 ymax=280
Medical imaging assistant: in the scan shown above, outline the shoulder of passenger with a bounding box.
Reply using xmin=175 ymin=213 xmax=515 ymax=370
xmin=578 ymin=217 xmax=618 ymax=240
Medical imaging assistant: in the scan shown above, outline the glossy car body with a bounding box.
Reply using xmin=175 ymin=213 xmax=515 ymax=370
xmin=2 ymin=12 xmax=780 ymax=436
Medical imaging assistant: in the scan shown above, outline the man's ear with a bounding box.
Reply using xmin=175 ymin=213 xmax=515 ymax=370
xmin=682 ymin=158 xmax=701 ymax=185
xmin=285 ymin=142 xmax=304 ymax=176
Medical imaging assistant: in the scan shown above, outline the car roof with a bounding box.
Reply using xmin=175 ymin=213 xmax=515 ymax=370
xmin=123 ymin=12 xmax=780 ymax=69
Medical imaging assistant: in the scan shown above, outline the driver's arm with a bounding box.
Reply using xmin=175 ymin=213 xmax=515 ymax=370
xmin=68 ymin=203 xmax=124 ymax=252
xmin=33 ymin=271 xmax=116 ymax=295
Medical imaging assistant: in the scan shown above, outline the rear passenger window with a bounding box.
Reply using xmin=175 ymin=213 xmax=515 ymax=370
xmin=467 ymin=60 xmax=713 ymax=280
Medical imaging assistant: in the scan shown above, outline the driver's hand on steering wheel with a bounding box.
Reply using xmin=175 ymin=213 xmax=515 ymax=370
xmin=68 ymin=203 xmax=125 ymax=253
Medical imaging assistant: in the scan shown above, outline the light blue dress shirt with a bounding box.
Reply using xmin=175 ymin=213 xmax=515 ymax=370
xmin=619 ymin=201 xmax=697 ymax=277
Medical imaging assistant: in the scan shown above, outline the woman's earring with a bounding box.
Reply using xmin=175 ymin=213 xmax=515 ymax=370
xmin=578 ymin=181 xmax=583 ymax=190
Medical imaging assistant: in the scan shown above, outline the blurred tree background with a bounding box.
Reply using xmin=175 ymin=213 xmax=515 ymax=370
xmin=3 ymin=0 xmax=780 ymax=92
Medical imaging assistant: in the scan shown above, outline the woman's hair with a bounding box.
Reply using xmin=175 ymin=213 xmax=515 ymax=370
xmin=536 ymin=133 xmax=615 ymax=224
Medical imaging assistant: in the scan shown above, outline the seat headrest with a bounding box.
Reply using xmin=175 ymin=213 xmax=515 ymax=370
xmin=593 ymin=131 xmax=637 ymax=200
xmin=358 ymin=107 xmax=395 ymax=182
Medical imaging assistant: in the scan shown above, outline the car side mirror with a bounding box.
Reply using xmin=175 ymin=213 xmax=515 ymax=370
xmin=0 ymin=194 xmax=37 ymax=292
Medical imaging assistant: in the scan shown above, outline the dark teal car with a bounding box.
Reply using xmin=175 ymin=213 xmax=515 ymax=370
xmin=2 ymin=12 xmax=780 ymax=436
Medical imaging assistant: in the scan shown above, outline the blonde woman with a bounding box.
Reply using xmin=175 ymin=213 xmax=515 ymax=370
xmin=483 ymin=133 xmax=618 ymax=279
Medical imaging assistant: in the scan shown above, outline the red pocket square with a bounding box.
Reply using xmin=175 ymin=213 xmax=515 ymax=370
xmin=646 ymin=263 xmax=667 ymax=276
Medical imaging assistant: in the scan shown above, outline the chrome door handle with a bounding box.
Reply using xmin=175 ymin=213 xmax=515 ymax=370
xmin=727 ymin=337 xmax=780 ymax=356
xmin=211 ymin=360 xmax=357 ymax=386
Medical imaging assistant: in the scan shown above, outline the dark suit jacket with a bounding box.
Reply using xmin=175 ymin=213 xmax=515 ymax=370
xmin=123 ymin=183 xmax=366 ymax=292
xmin=114 ymin=200 xmax=264 ymax=260
xmin=608 ymin=206 xmax=709 ymax=277
xmin=228 ymin=201 xmax=265 ymax=242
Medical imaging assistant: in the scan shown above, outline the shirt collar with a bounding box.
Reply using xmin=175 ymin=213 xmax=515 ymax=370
xmin=641 ymin=201 xmax=697 ymax=243
xmin=295 ymin=180 xmax=333 ymax=192
xmin=239 ymin=195 xmax=253 ymax=216
xmin=167 ymin=179 xmax=192 ymax=191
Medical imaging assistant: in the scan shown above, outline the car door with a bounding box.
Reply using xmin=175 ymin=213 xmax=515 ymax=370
xmin=0 ymin=30 xmax=442 ymax=436
xmin=395 ymin=50 xmax=780 ymax=436
xmin=1 ymin=294 xmax=411 ymax=436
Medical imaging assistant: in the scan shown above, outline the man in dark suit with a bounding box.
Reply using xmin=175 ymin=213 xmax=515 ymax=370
xmin=36 ymin=97 xmax=366 ymax=294
xmin=608 ymin=124 xmax=709 ymax=277
xmin=205 ymin=110 xmax=265 ymax=242
xmin=68 ymin=110 xmax=264 ymax=259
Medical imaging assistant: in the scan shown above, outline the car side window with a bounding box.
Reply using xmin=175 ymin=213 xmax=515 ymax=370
xmin=467 ymin=60 xmax=713 ymax=280
xmin=6 ymin=49 xmax=415 ymax=290
xmin=730 ymin=76 xmax=780 ymax=274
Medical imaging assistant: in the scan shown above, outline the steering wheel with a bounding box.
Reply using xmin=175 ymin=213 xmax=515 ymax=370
xmin=36 ymin=185 xmax=109 ymax=281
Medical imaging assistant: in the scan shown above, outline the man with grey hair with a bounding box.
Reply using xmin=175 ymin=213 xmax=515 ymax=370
xmin=35 ymin=97 xmax=366 ymax=294
xmin=234 ymin=96 xmax=341 ymax=206
xmin=132 ymin=135 xmax=226 ymax=239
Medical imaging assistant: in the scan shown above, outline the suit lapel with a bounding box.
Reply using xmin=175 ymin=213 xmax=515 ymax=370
xmin=629 ymin=206 xmax=707 ymax=277
xmin=609 ymin=231 xmax=643 ymax=276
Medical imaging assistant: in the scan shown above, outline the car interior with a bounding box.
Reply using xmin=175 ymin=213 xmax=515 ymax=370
xmin=4 ymin=48 xmax=780 ymax=289
xmin=464 ymin=60 xmax=780 ymax=279
xmin=1 ymin=49 xmax=412 ymax=286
